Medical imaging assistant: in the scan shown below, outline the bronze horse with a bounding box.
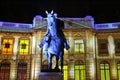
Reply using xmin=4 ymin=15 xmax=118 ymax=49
xmin=38 ymin=11 xmax=70 ymax=71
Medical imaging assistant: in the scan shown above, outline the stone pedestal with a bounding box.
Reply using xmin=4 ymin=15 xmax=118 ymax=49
xmin=39 ymin=69 xmax=63 ymax=80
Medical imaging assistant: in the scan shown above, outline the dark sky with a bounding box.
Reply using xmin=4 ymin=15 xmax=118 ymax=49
xmin=0 ymin=0 xmax=120 ymax=24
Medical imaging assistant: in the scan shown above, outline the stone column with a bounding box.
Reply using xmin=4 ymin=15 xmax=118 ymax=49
xmin=10 ymin=36 xmax=19 ymax=80
xmin=68 ymin=60 xmax=74 ymax=80
xmin=108 ymin=36 xmax=117 ymax=79
xmin=31 ymin=35 xmax=36 ymax=54
xmin=34 ymin=32 xmax=41 ymax=80
xmin=13 ymin=36 xmax=20 ymax=59
xmin=68 ymin=32 xmax=75 ymax=80
xmin=85 ymin=31 xmax=95 ymax=80
xmin=111 ymin=59 xmax=117 ymax=80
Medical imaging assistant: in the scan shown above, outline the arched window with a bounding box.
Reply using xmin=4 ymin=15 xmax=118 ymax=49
xmin=17 ymin=61 xmax=27 ymax=80
xmin=74 ymin=60 xmax=86 ymax=80
xmin=100 ymin=61 xmax=110 ymax=80
xmin=117 ymin=61 xmax=120 ymax=80
xmin=0 ymin=60 xmax=10 ymax=80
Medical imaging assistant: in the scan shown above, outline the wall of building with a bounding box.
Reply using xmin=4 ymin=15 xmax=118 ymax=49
xmin=0 ymin=15 xmax=120 ymax=80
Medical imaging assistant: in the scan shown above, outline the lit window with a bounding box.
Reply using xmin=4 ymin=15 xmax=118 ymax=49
xmin=74 ymin=39 xmax=84 ymax=53
xmin=74 ymin=61 xmax=86 ymax=80
xmin=100 ymin=62 xmax=110 ymax=80
xmin=2 ymin=39 xmax=13 ymax=54
xmin=19 ymin=39 xmax=29 ymax=55
xmin=63 ymin=65 xmax=68 ymax=80
xmin=117 ymin=62 xmax=120 ymax=80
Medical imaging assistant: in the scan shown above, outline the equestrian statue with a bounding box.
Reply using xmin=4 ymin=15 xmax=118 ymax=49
xmin=38 ymin=10 xmax=70 ymax=71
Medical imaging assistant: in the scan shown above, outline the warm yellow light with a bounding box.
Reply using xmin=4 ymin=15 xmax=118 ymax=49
xmin=63 ymin=66 xmax=68 ymax=80
xmin=117 ymin=63 xmax=120 ymax=80
xmin=19 ymin=39 xmax=29 ymax=55
xmin=75 ymin=65 xmax=86 ymax=80
xmin=2 ymin=39 xmax=13 ymax=54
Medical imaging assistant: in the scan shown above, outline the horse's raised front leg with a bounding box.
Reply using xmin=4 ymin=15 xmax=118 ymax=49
xmin=38 ymin=37 xmax=46 ymax=50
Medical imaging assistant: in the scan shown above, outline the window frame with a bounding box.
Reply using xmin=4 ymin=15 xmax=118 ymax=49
xmin=74 ymin=60 xmax=86 ymax=80
xmin=74 ymin=39 xmax=84 ymax=54
xmin=18 ymin=39 xmax=30 ymax=55
xmin=17 ymin=61 xmax=27 ymax=80
xmin=2 ymin=38 xmax=14 ymax=55
xmin=100 ymin=61 xmax=110 ymax=80
xmin=98 ymin=39 xmax=108 ymax=55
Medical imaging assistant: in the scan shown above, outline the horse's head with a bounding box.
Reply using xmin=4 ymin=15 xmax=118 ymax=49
xmin=46 ymin=10 xmax=58 ymax=36
xmin=46 ymin=10 xmax=57 ymax=26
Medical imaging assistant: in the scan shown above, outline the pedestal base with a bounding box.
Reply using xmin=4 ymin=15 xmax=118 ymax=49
xmin=39 ymin=69 xmax=63 ymax=80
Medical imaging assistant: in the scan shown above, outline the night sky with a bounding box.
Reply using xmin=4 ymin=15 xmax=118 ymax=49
xmin=0 ymin=0 xmax=120 ymax=24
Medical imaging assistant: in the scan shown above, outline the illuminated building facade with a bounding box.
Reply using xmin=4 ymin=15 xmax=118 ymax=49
xmin=0 ymin=15 xmax=120 ymax=80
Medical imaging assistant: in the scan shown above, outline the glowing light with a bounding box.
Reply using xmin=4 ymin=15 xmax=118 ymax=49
xmin=95 ymin=22 xmax=120 ymax=30
xmin=75 ymin=65 xmax=86 ymax=80
xmin=0 ymin=21 xmax=32 ymax=28
xmin=2 ymin=39 xmax=13 ymax=54
xmin=63 ymin=66 xmax=68 ymax=80
xmin=19 ymin=39 xmax=29 ymax=55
